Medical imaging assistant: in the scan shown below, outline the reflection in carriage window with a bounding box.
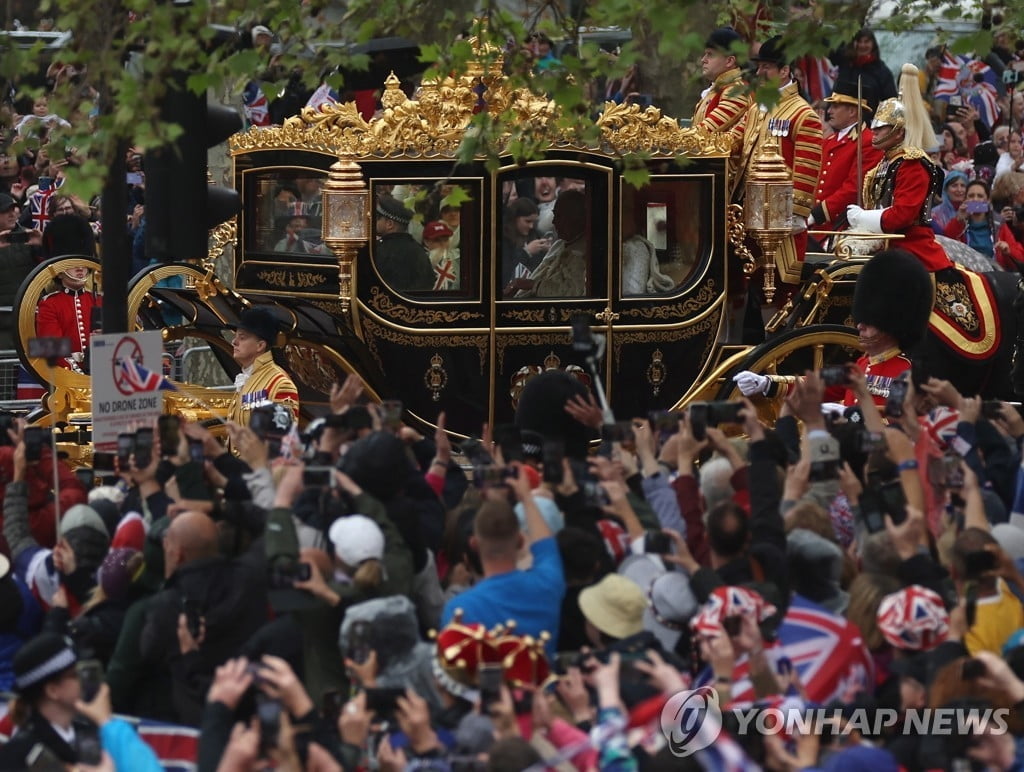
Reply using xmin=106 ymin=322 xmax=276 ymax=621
xmin=500 ymin=174 xmax=592 ymax=298
xmin=252 ymin=172 xmax=326 ymax=255
xmin=370 ymin=180 xmax=478 ymax=297
xmin=621 ymin=180 xmax=704 ymax=297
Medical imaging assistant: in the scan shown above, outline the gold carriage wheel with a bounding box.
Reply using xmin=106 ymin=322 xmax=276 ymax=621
xmin=17 ymin=256 xmax=102 ymax=392
xmin=126 ymin=263 xmax=223 ymax=328
xmin=715 ymin=327 xmax=861 ymax=425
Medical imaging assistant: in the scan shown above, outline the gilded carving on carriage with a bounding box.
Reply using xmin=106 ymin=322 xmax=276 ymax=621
xmin=361 ymin=317 xmax=488 ymax=373
xmin=424 ymin=354 xmax=449 ymax=402
xmin=646 ymin=350 xmax=667 ymax=396
xmin=622 ymin=282 xmax=719 ymax=321
xmin=611 ymin=312 xmax=721 ymax=367
xmin=367 ymin=287 xmax=482 ymax=325
xmin=284 ymin=344 xmax=343 ymax=394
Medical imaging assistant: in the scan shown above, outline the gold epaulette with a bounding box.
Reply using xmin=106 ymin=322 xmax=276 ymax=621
xmin=900 ymin=146 xmax=926 ymax=160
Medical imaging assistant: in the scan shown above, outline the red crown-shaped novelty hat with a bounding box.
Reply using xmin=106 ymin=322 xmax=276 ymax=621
xmin=492 ymin=620 xmax=553 ymax=689
xmin=430 ymin=611 xmax=503 ymax=700
xmin=430 ymin=612 xmax=554 ymax=699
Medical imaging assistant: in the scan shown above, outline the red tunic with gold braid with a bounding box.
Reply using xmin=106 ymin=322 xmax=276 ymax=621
xmin=730 ymin=81 xmax=823 ymax=284
xmin=842 ymin=349 xmax=911 ymax=409
xmin=692 ymin=68 xmax=750 ymax=133
xmin=35 ymin=287 xmax=100 ymax=371
xmin=764 ymin=350 xmax=910 ymax=409
xmin=812 ymin=124 xmax=883 ymax=231
xmin=863 ymin=147 xmax=951 ymax=272
xmin=228 ymin=351 xmax=300 ymax=427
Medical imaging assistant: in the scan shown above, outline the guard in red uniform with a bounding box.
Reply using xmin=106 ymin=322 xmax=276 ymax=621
xmin=809 ymin=79 xmax=883 ymax=243
xmin=692 ymin=27 xmax=750 ymax=134
xmin=848 ymin=64 xmax=1004 ymax=388
xmin=734 ymin=250 xmax=933 ymax=410
xmin=729 ymin=35 xmax=823 ymax=295
xmin=846 ymin=66 xmax=950 ymax=272
xmin=23 ymin=215 xmax=101 ymax=393
xmin=35 ymin=265 xmax=100 ymax=373
xmin=843 ymin=250 xmax=934 ymax=407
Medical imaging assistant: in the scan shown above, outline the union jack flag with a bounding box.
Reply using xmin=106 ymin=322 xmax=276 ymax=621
xmin=306 ymin=82 xmax=339 ymax=112
xmin=696 ymin=594 xmax=873 ymax=707
xmin=118 ymin=359 xmax=177 ymax=394
xmin=934 ymin=50 xmax=1001 ymax=128
xmin=876 ymin=584 xmax=949 ymax=651
xmin=242 ymin=81 xmax=270 ymax=127
xmin=795 ymin=55 xmax=836 ymax=105
xmin=433 ymin=258 xmax=458 ymax=290
xmin=26 ymin=178 xmax=64 ymax=232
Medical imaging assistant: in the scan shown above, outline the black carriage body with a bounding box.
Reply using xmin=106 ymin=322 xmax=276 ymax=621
xmin=227 ymin=137 xmax=730 ymax=435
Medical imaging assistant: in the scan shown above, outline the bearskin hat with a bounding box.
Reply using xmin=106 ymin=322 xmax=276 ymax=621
xmin=852 ymin=249 xmax=933 ymax=351
xmin=514 ymin=369 xmax=597 ymax=460
xmin=42 ymin=214 xmax=96 ymax=258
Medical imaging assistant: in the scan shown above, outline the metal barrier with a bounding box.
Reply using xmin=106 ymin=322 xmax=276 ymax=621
xmin=0 ymin=351 xmax=39 ymax=413
xmin=0 ymin=342 xmax=235 ymax=414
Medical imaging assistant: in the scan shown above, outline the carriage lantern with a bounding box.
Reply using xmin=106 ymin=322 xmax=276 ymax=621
xmin=321 ymin=157 xmax=370 ymax=313
xmin=744 ymin=132 xmax=794 ymax=304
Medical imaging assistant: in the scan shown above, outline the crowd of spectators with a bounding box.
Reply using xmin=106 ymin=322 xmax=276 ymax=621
xmin=0 ymin=355 xmax=1023 ymax=770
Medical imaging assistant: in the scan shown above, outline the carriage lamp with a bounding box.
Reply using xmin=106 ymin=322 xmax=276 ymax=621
xmin=322 ymin=157 xmax=370 ymax=313
xmin=744 ymin=132 xmax=794 ymax=305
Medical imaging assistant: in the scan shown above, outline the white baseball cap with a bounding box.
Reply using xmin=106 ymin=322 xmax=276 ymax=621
xmin=328 ymin=515 xmax=384 ymax=567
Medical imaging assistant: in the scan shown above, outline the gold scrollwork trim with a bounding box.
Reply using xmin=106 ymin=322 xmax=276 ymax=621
xmin=285 ymin=343 xmax=343 ymax=394
xmin=228 ymin=34 xmax=729 ymax=160
xmin=612 ymin=312 xmax=720 ymax=369
xmin=361 ymin=317 xmax=488 ymax=373
xmin=368 ymin=287 xmax=482 ymax=324
xmin=496 ymin=332 xmax=571 ymax=372
xmin=502 ymin=309 xmax=550 ymax=323
xmin=207 ymin=217 xmax=237 ymax=270
xmin=256 ymin=269 xmax=329 ymax=289
xmin=622 ymin=281 xmax=718 ymax=320
xmin=727 ymin=204 xmax=756 ymax=275
xmin=308 ymin=299 xmax=350 ymax=315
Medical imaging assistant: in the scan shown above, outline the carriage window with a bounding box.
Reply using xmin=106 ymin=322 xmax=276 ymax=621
xmin=370 ymin=180 xmax=478 ymax=298
xmin=620 ymin=179 xmax=706 ymax=296
xmin=499 ymin=171 xmax=601 ymax=299
xmin=250 ymin=172 xmax=327 ymax=256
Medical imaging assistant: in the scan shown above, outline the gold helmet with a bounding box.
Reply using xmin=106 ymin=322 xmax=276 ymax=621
xmin=871 ymin=97 xmax=905 ymax=130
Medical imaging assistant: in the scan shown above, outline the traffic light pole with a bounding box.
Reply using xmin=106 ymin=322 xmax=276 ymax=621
xmin=101 ymin=140 xmax=130 ymax=334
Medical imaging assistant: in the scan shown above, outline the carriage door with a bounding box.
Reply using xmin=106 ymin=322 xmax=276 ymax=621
xmin=491 ymin=161 xmax=614 ymax=428
xmin=605 ymin=166 xmax=729 ymax=418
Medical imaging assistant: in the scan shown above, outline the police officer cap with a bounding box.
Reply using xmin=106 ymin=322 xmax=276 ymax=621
xmin=376 ymin=194 xmax=412 ymax=226
xmin=13 ymin=633 xmax=77 ymax=691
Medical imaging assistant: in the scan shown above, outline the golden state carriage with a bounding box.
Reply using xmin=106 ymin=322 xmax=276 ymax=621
xmin=15 ymin=53 xmax=887 ymax=454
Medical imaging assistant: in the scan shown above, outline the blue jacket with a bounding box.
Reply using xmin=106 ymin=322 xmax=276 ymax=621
xmin=101 ymin=718 xmax=163 ymax=772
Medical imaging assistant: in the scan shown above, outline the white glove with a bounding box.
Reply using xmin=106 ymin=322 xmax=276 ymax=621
xmin=821 ymin=402 xmax=847 ymax=418
xmin=846 ymin=204 xmax=885 ymax=234
xmin=733 ymin=370 xmax=769 ymax=396
xmin=792 ymin=215 xmax=808 ymax=234
xmin=806 ymin=211 xmax=817 ymax=227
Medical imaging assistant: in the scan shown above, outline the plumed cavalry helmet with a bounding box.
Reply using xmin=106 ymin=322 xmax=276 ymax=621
xmin=872 ymin=63 xmax=935 ymax=153
xmin=871 ymin=97 xmax=905 ymax=130
xmin=853 ymin=249 xmax=934 ymax=351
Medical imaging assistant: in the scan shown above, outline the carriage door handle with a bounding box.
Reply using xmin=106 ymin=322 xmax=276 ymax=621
xmin=594 ymin=308 xmax=619 ymax=325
